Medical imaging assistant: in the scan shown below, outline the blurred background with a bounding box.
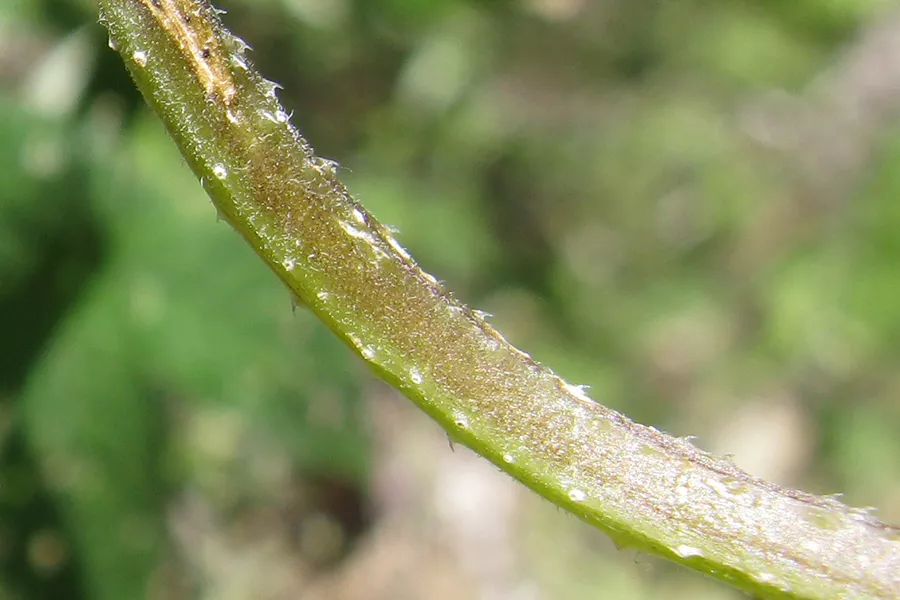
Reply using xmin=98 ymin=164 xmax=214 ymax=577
xmin=2 ymin=0 xmax=900 ymax=598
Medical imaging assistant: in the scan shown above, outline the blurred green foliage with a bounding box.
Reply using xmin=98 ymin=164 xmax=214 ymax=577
xmin=1 ymin=0 xmax=899 ymax=598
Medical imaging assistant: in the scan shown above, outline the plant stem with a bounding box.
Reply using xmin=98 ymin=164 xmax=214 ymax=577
xmin=98 ymin=1 xmax=900 ymax=597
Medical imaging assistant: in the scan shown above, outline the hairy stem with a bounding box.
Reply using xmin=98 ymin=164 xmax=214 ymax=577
xmin=98 ymin=1 xmax=900 ymax=597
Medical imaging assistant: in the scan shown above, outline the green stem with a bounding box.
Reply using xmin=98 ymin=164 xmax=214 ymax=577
xmin=98 ymin=1 xmax=900 ymax=597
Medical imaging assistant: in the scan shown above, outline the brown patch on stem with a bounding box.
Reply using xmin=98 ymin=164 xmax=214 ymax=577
xmin=135 ymin=0 xmax=236 ymax=104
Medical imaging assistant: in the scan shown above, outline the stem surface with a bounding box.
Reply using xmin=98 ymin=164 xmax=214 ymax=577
xmin=98 ymin=1 xmax=900 ymax=597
